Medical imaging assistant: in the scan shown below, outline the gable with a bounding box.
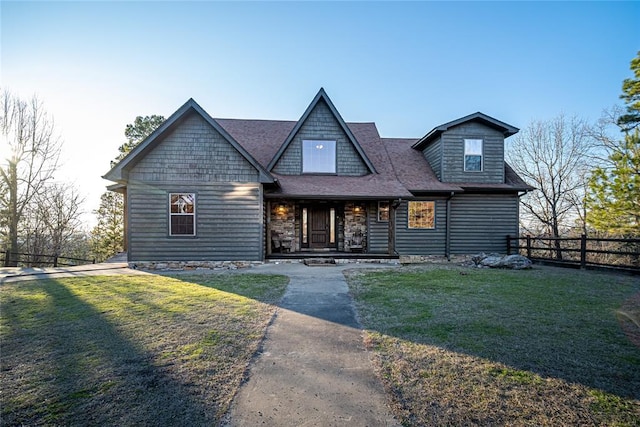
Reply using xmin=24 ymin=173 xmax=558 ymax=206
xmin=103 ymin=98 xmax=274 ymax=184
xmin=438 ymin=121 xmax=506 ymax=184
xmin=411 ymin=112 xmax=520 ymax=186
xmin=129 ymin=112 xmax=261 ymax=183
xmin=267 ymin=88 xmax=376 ymax=175
xmin=412 ymin=112 xmax=518 ymax=150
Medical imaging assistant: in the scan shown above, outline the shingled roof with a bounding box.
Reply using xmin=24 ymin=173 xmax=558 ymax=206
xmin=104 ymin=94 xmax=531 ymax=197
xmin=213 ymin=118 xmax=531 ymax=198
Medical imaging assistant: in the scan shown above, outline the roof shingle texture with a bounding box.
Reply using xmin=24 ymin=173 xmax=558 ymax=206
xmin=214 ymin=118 xmax=530 ymax=198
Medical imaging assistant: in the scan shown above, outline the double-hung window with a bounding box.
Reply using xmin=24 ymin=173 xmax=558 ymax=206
xmin=302 ymin=140 xmax=336 ymax=173
xmin=169 ymin=193 xmax=195 ymax=236
xmin=464 ymin=139 xmax=483 ymax=172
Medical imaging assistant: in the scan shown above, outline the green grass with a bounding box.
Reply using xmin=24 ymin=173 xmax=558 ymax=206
xmin=0 ymin=273 xmax=288 ymax=426
xmin=346 ymin=265 xmax=640 ymax=426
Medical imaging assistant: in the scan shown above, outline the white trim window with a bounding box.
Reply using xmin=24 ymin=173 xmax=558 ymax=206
xmin=302 ymin=140 xmax=336 ymax=173
xmin=408 ymin=201 xmax=435 ymax=229
xmin=169 ymin=193 xmax=195 ymax=236
xmin=378 ymin=201 xmax=390 ymax=222
xmin=464 ymin=139 xmax=483 ymax=172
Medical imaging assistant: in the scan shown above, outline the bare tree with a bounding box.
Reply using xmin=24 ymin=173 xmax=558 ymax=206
xmin=507 ymin=114 xmax=594 ymax=259
xmin=20 ymin=184 xmax=85 ymax=266
xmin=0 ymin=91 xmax=61 ymax=265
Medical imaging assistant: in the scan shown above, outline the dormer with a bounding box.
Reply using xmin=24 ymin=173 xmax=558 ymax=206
xmin=412 ymin=112 xmax=518 ymax=184
xmin=268 ymin=88 xmax=376 ymax=176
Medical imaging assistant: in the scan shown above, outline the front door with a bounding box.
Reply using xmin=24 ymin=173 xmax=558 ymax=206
xmin=307 ymin=206 xmax=335 ymax=249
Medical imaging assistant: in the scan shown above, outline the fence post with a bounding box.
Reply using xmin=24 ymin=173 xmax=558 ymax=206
xmin=53 ymin=255 xmax=58 ymax=268
xmin=3 ymin=249 xmax=9 ymax=267
xmin=580 ymin=234 xmax=587 ymax=269
xmin=526 ymin=235 xmax=532 ymax=259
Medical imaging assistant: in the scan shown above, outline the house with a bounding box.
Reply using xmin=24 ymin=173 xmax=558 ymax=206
xmin=103 ymin=88 xmax=533 ymax=265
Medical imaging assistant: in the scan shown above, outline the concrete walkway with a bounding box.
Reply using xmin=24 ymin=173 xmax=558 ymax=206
xmin=1 ymin=258 xmax=402 ymax=425
xmin=225 ymin=262 xmax=401 ymax=426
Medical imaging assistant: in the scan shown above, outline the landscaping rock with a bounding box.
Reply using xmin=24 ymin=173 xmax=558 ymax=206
xmin=495 ymin=254 xmax=533 ymax=270
xmin=470 ymin=253 xmax=532 ymax=270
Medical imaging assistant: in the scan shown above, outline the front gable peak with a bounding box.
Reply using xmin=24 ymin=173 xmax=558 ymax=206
xmin=267 ymin=88 xmax=377 ymax=174
xmin=103 ymin=98 xmax=274 ymax=184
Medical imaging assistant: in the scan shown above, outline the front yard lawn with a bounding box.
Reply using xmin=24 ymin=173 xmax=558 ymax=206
xmin=0 ymin=273 xmax=288 ymax=426
xmin=346 ymin=265 xmax=640 ymax=426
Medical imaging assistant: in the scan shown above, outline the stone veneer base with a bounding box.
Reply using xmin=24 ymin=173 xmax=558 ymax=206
xmin=130 ymin=261 xmax=263 ymax=271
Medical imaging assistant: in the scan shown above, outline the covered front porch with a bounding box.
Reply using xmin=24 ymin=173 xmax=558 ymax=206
xmin=265 ymin=199 xmax=396 ymax=257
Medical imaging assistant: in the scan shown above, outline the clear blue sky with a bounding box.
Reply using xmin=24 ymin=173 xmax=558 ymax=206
xmin=2 ymin=1 xmax=639 ymax=224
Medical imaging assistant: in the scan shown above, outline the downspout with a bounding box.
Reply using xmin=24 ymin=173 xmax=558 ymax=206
xmin=391 ymin=198 xmax=402 ymax=256
xmin=445 ymin=191 xmax=454 ymax=261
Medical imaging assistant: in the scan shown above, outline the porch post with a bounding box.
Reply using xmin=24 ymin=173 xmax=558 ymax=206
xmin=266 ymin=200 xmax=272 ymax=256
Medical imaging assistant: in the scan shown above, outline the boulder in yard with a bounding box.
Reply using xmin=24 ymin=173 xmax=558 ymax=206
xmin=494 ymin=254 xmax=533 ymax=270
xmin=471 ymin=253 xmax=532 ymax=270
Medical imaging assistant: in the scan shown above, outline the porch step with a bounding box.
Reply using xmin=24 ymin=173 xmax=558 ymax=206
xmin=303 ymin=258 xmax=336 ymax=266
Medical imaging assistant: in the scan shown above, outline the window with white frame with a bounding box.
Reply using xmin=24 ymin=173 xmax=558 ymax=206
xmin=408 ymin=201 xmax=435 ymax=229
xmin=464 ymin=139 xmax=483 ymax=171
xmin=302 ymin=140 xmax=336 ymax=173
xmin=378 ymin=201 xmax=389 ymax=222
xmin=169 ymin=193 xmax=195 ymax=236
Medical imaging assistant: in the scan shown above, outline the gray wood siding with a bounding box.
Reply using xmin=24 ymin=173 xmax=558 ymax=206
xmin=273 ymin=99 xmax=369 ymax=176
xmin=440 ymin=122 xmax=505 ymax=184
xmin=367 ymin=202 xmax=390 ymax=254
xmin=129 ymin=112 xmax=259 ymax=183
xmin=449 ymin=194 xmax=519 ymax=254
xmin=126 ymin=112 xmax=265 ymax=262
xmin=422 ymin=137 xmax=443 ymax=180
xmin=395 ymin=199 xmax=447 ymax=255
xmin=127 ymin=182 xmax=263 ymax=261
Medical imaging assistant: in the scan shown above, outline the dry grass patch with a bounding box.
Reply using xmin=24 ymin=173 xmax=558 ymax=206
xmin=347 ymin=265 xmax=640 ymax=426
xmin=1 ymin=273 xmax=288 ymax=426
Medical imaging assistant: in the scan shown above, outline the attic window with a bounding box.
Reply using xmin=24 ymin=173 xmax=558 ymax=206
xmin=302 ymin=140 xmax=336 ymax=173
xmin=464 ymin=139 xmax=483 ymax=172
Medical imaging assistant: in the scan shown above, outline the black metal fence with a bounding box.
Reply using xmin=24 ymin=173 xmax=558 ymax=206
xmin=507 ymin=235 xmax=640 ymax=274
xmin=2 ymin=250 xmax=95 ymax=268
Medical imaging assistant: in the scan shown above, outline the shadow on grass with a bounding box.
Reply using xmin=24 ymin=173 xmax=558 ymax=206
xmin=1 ymin=279 xmax=216 ymax=426
xmin=347 ymin=266 xmax=640 ymax=401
